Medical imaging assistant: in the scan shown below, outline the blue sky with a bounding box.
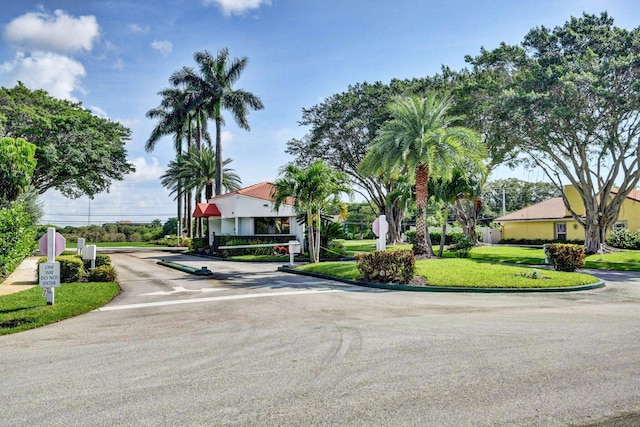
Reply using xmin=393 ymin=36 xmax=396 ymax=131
xmin=1 ymin=0 xmax=638 ymax=226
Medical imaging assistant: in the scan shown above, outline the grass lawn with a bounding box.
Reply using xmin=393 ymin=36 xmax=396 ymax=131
xmin=297 ymin=259 xmax=600 ymax=289
xmin=0 ymin=282 xmax=120 ymax=335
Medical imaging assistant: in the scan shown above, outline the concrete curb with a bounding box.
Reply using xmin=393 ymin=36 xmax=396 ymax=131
xmin=277 ymin=266 xmax=606 ymax=293
xmin=157 ymin=260 xmax=213 ymax=276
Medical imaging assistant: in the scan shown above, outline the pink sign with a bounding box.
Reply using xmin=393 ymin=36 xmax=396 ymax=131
xmin=38 ymin=232 xmax=66 ymax=257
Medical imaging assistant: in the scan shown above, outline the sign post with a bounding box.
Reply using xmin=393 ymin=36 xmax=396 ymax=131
xmin=372 ymin=215 xmax=389 ymax=251
xmin=38 ymin=228 xmax=66 ymax=305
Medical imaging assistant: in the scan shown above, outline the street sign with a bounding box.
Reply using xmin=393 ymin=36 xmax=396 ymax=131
xmin=38 ymin=231 xmax=66 ymax=257
xmin=39 ymin=262 xmax=61 ymax=288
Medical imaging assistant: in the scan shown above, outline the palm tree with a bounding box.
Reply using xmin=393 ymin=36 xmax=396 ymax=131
xmin=272 ymin=160 xmax=351 ymax=263
xmin=360 ymin=93 xmax=486 ymax=257
xmin=161 ymin=149 xmax=241 ymax=202
xmin=146 ymin=87 xmax=191 ymax=239
xmin=146 ymin=86 xmax=212 ymax=238
xmin=161 ymin=149 xmax=241 ymax=237
xmin=171 ymin=48 xmax=264 ymax=196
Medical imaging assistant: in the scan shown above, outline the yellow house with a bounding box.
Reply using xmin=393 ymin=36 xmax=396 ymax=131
xmin=495 ymin=185 xmax=640 ymax=241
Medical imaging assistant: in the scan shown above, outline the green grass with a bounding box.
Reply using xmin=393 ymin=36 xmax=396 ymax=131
xmin=297 ymin=259 xmax=600 ymax=289
xmin=341 ymin=239 xmax=412 ymax=253
xmin=0 ymin=282 xmax=120 ymax=335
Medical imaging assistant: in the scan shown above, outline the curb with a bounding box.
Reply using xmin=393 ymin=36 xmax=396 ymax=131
xmin=157 ymin=260 xmax=213 ymax=276
xmin=277 ymin=266 xmax=606 ymax=293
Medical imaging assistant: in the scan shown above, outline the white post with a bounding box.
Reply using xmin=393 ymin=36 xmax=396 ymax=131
xmin=376 ymin=215 xmax=388 ymax=251
xmin=46 ymin=227 xmax=55 ymax=305
xmin=543 ymin=244 xmax=549 ymax=265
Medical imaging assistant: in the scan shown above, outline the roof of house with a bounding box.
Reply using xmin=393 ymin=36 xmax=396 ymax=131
xmin=496 ymin=188 xmax=640 ymax=222
xmin=611 ymin=188 xmax=640 ymax=203
xmin=210 ymin=181 xmax=294 ymax=205
xmin=495 ymin=197 xmax=570 ymax=222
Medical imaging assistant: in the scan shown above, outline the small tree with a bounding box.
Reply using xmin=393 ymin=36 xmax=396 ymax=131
xmin=360 ymin=93 xmax=486 ymax=257
xmin=272 ymin=160 xmax=351 ymax=263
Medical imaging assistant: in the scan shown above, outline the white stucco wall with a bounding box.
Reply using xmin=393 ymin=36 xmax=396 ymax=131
xmin=205 ymin=194 xmax=303 ymax=244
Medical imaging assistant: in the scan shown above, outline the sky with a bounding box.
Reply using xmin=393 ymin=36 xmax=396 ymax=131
xmin=0 ymin=0 xmax=638 ymax=226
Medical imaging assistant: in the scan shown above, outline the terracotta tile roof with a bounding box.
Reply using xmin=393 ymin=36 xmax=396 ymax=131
xmin=193 ymin=203 xmax=221 ymax=217
xmin=211 ymin=182 xmax=294 ymax=205
xmin=495 ymin=197 xmax=570 ymax=222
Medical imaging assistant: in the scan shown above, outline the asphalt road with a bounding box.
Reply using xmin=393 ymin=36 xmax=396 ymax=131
xmin=2 ymin=249 xmax=640 ymax=426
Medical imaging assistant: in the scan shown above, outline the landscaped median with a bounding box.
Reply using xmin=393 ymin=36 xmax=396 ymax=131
xmin=280 ymin=258 xmax=604 ymax=292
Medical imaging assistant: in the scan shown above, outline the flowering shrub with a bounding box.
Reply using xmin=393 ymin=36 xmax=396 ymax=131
xmin=545 ymin=243 xmax=585 ymax=272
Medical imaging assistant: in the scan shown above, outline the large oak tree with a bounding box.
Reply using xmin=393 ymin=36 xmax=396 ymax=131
xmin=466 ymin=13 xmax=640 ymax=253
xmin=0 ymin=83 xmax=134 ymax=199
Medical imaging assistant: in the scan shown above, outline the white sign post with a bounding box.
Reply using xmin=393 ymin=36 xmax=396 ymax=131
xmin=372 ymin=215 xmax=389 ymax=251
xmin=83 ymin=244 xmax=97 ymax=269
xmin=77 ymin=237 xmax=85 ymax=256
xmin=38 ymin=227 xmax=65 ymax=305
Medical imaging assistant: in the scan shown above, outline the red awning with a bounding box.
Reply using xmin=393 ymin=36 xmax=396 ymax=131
xmin=192 ymin=203 xmax=221 ymax=218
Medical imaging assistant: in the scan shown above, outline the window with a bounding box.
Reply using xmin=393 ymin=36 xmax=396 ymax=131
xmin=556 ymin=222 xmax=567 ymax=241
xmin=613 ymin=221 xmax=627 ymax=231
xmin=254 ymin=217 xmax=290 ymax=235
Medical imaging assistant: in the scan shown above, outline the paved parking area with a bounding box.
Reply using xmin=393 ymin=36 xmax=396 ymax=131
xmin=2 ymin=249 xmax=640 ymax=426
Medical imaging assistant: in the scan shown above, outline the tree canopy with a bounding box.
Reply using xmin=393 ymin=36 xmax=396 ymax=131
xmin=464 ymin=13 xmax=640 ymax=252
xmin=0 ymin=83 xmax=135 ymax=199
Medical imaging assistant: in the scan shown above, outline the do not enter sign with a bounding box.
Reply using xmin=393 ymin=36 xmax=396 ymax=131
xmin=38 ymin=231 xmax=66 ymax=258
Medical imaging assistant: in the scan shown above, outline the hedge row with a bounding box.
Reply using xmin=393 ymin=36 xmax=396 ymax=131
xmin=37 ymin=254 xmax=116 ymax=283
xmin=0 ymin=204 xmax=37 ymax=278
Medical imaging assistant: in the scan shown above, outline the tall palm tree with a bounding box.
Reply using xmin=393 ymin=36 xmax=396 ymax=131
xmin=360 ymin=93 xmax=486 ymax=257
xmin=146 ymin=87 xmax=191 ymax=239
xmin=146 ymin=86 xmax=212 ymax=238
xmin=272 ymin=160 xmax=351 ymax=263
xmin=171 ymin=48 xmax=264 ymax=196
xmin=161 ymin=149 xmax=241 ymax=238
xmin=161 ymin=150 xmax=241 ymax=204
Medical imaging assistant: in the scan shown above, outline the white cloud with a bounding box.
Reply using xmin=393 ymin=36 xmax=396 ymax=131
xmin=90 ymin=105 xmax=109 ymax=119
xmin=3 ymin=10 xmax=100 ymax=54
xmin=151 ymin=40 xmax=173 ymax=56
xmin=203 ymin=0 xmax=271 ymax=16
xmin=127 ymin=23 xmax=149 ymax=33
xmin=0 ymin=52 xmax=85 ymax=101
xmin=129 ymin=157 xmax=165 ymax=181
xmin=221 ymin=130 xmax=233 ymax=147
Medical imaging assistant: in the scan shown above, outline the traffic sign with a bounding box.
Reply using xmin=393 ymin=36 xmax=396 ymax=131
xmin=39 ymin=231 xmax=66 ymax=257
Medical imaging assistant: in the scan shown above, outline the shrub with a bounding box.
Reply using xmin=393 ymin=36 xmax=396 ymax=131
xmin=355 ymin=249 xmax=415 ymax=284
xmin=0 ymin=204 xmax=37 ymax=278
xmin=82 ymin=254 xmax=111 ymax=270
xmin=450 ymin=234 xmax=474 ymax=258
xmin=87 ymin=265 xmax=118 ymax=282
xmin=606 ymin=229 xmax=640 ymax=250
xmin=405 ymin=230 xmax=465 ymax=246
xmin=38 ymin=254 xmax=116 ymax=282
xmin=37 ymin=255 xmax=85 ymax=283
xmin=545 ymin=243 xmax=585 ymax=272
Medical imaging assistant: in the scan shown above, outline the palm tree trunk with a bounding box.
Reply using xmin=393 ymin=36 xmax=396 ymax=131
xmin=214 ymin=114 xmax=223 ymax=196
xmin=413 ymin=164 xmax=434 ymax=257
